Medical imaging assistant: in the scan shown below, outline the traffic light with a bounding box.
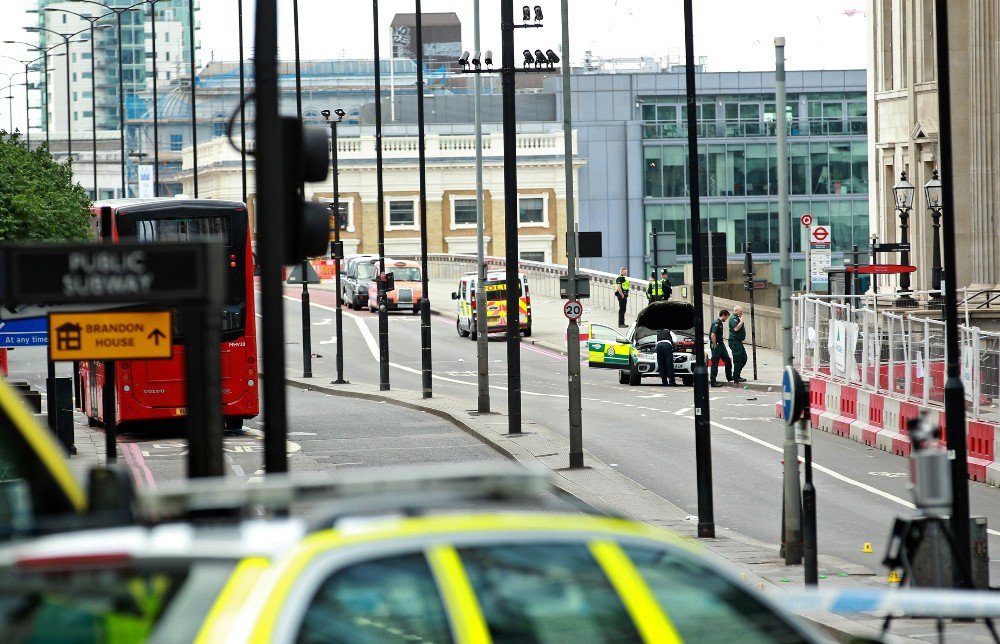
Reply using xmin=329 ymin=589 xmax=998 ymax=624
xmin=282 ymin=117 xmax=330 ymax=265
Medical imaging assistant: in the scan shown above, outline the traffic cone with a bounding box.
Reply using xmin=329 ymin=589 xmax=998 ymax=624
xmin=887 ymin=570 xmax=902 ymax=583
xmin=862 ymin=542 xmax=874 ymax=553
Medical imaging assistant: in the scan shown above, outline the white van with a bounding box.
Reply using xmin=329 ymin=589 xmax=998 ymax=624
xmin=452 ymin=271 xmax=531 ymax=339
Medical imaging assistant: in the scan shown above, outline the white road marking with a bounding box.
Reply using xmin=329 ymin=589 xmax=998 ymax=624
xmin=674 ymin=407 xmax=691 ymax=416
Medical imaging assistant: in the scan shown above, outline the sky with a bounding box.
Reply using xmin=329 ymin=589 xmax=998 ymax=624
xmin=0 ymin=0 xmax=868 ymax=133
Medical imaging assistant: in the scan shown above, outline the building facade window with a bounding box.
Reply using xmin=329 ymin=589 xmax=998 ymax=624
xmin=517 ymin=195 xmax=547 ymax=226
xmin=387 ymin=199 xmax=418 ymax=229
xmin=451 ymin=198 xmax=478 ymax=228
xmin=520 ymin=251 xmax=546 ymax=262
xmin=169 ymin=134 xmax=183 ymax=151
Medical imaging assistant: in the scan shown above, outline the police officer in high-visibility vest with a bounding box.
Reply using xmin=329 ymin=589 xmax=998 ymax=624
xmin=646 ymin=272 xmax=663 ymax=302
xmin=729 ymin=304 xmax=748 ymax=382
xmin=615 ymin=267 xmax=630 ymax=327
xmin=709 ymin=309 xmax=733 ymax=387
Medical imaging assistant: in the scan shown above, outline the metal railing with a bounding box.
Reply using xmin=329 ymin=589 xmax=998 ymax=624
xmin=793 ymin=291 xmax=1000 ymax=423
xmin=397 ymin=253 xmax=656 ymax=320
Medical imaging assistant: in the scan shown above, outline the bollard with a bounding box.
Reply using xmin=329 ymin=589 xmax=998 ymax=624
xmin=55 ymin=377 xmax=75 ymax=455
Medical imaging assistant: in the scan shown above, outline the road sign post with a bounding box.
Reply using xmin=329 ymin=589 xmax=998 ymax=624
xmin=801 ymin=215 xmax=812 ymax=294
xmin=0 ymin=242 xmax=223 ymax=478
xmin=783 ymin=366 xmax=817 ymax=584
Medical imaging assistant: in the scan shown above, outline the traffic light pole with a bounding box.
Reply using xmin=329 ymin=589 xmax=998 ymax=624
xmin=373 ymin=0 xmax=390 ymax=391
xmin=254 ymin=0 xmax=289 ymax=474
xmin=415 ymin=1 xmax=433 ymax=399
xmin=683 ymin=0 xmax=715 ymax=538
xmin=292 ymin=0 xmax=312 ymax=380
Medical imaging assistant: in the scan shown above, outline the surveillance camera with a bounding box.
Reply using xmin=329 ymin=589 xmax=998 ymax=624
xmin=533 ymin=49 xmax=546 ymax=68
xmin=522 ymin=49 xmax=534 ymax=67
xmin=522 ymin=5 xmax=531 ymax=20
xmin=459 ymin=50 xmax=470 ymax=68
xmin=334 ymin=108 xmax=346 ymax=118
xmin=546 ymin=49 xmax=559 ymax=65
xmin=472 ymin=51 xmax=481 ymax=68
xmin=484 ymin=50 xmax=493 ymax=67
xmin=534 ymin=5 xmax=543 ymax=20
xmin=321 ymin=109 xmax=331 ymax=119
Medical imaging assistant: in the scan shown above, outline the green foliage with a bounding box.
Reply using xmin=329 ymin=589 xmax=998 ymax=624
xmin=0 ymin=133 xmax=93 ymax=242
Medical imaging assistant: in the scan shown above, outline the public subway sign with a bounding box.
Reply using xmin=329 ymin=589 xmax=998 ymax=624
xmin=0 ymin=242 xmax=213 ymax=305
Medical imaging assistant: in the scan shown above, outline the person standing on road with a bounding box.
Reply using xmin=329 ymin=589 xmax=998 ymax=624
xmin=660 ymin=268 xmax=672 ymax=301
xmin=709 ymin=309 xmax=733 ymax=387
xmin=646 ymin=271 xmax=662 ymax=303
xmin=729 ymin=305 xmax=748 ymax=383
xmin=615 ymin=267 xmax=630 ymax=327
xmin=655 ymin=327 xmax=677 ymax=386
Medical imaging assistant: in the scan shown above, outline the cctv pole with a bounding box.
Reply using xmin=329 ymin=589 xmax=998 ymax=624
xmin=330 ymin=116 xmax=348 ymax=385
xmin=500 ymin=0 xmax=521 ymax=433
xmin=373 ymin=0 xmax=390 ymax=391
xmin=254 ymin=0 xmax=289 ymax=473
xmin=473 ymin=0 xmax=490 ymax=413
xmin=415 ymin=0 xmax=433 ymax=399
xmin=683 ymin=0 xmax=715 ymax=538
xmin=188 ymin=0 xmax=198 ymax=197
xmin=776 ymin=36 xmax=803 ymax=564
xmin=561 ymin=0 xmax=583 ymax=468
xmin=933 ymin=0 xmax=972 ymax=589
xmin=292 ymin=0 xmax=312 ymax=379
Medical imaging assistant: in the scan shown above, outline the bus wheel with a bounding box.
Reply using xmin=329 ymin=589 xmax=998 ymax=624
xmin=457 ymin=318 xmax=470 ymax=337
xmin=523 ymin=324 xmax=532 ymax=338
xmin=224 ymin=416 xmax=244 ymax=433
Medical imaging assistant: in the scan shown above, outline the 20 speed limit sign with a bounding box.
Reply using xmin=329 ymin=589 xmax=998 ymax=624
xmin=563 ymin=300 xmax=583 ymax=320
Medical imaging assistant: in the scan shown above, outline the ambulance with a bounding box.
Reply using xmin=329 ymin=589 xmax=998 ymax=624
xmin=452 ymin=270 xmax=532 ymax=339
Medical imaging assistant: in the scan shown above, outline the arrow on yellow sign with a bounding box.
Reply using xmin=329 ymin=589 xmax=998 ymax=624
xmin=48 ymin=311 xmax=173 ymax=361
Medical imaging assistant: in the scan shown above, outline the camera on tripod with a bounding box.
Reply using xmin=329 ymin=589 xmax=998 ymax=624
xmin=908 ymin=411 xmax=952 ymax=518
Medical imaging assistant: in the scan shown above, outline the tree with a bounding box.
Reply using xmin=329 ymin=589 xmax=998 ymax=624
xmin=0 ymin=133 xmax=92 ymax=241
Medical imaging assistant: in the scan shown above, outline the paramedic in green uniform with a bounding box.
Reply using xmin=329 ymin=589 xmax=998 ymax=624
xmin=728 ymin=305 xmax=748 ymax=383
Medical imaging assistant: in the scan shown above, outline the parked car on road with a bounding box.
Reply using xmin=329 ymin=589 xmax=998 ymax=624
xmin=366 ymin=259 xmax=423 ymax=313
xmin=342 ymin=254 xmax=380 ymax=309
xmin=617 ymin=301 xmax=699 ymax=386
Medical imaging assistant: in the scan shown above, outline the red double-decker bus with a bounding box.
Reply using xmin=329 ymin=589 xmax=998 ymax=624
xmin=78 ymin=198 xmax=259 ymax=431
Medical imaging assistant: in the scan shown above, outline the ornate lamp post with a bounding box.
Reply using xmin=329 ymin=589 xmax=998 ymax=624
xmin=925 ymin=169 xmax=944 ymax=306
xmin=892 ymin=170 xmax=917 ymax=307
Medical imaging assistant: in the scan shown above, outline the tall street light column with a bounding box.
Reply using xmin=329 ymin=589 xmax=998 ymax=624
xmin=0 ymin=56 xmax=34 ymax=147
xmin=414 ymin=0 xmax=433 ymax=399
xmin=26 ymin=27 xmax=85 ymax=166
xmin=44 ymin=8 xmax=115 ymax=199
xmin=291 ymin=0 xmax=311 ymax=379
xmin=187 ymin=0 xmax=198 ymax=197
xmin=892 ymin=171 xmax=917 ymax=307
xmin=373 ymin=0 xmax=390 ymax=391
xmin=323 ymin=108 xmax=347 ymax=385
xmin=3 ymin=41 xmax=54 ymax=147
xmin=925 ymin=169 xmax=944 ymax=306
xmin=237 ymin=0 xmax=247 ymax=203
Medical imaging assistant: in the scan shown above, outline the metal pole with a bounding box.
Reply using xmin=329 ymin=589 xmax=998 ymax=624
xmin=25 ymin=61 xmax=31 ymax=148
xmin=473 ymin=0 xmax=490 ymax=413
xmin=331 ymin=118 xmax=347 ymax=384
xmin=805 ymin=223 xmax=811 ymax=293
xmin=44 ymin=49 xmax=49 ymax=148
xmin=188 ymin=0 xmax=198 ymax=197
xmin=561 ymin=0 xmax=583 ymax=468
xmin=415 ymin=0 xmax=433 ymax=399
xmin=292 ymin=0 xmax=312 ymax=379
xmin=150 ymin=0 xmax=160 ymax=196
xmin=933 ymin=0 xmax=972 ymax=589
xmin=254 ymin=0 xmax=288 ymax=474
xmin=63 ymin=36 xmax=71 ymax=163
xmin=747 ymin=242 xmax=759 ymax=381
xmin=89 ymin=25 xmax=97 ymax=197
xmin=802 ymin=416 xmax=818 ymax=585
xmin=237 ymin=0 xmax=247 ymax=204
xmin=115 ymin=13 xmax=125 ymax=195
xmin=776 ymin=35 xmax=802 ymax=564
xmin=373 ymin=0 xmax=390 ymax=391
xmin=683 ymin=0 xmax=714 ymax=538
xmin=501 ymin=0 xmax=521 ymax=434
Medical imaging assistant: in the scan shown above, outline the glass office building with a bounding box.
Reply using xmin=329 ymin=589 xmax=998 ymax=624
xmin=555 ymin=69 xmax=869 ymax=286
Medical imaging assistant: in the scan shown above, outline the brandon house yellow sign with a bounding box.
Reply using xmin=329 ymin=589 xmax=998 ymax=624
xmin=48 ymin=311 xmax=173 ymax=361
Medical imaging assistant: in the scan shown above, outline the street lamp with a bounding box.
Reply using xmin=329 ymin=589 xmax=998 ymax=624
xmin=925 ymin=169 xmax=944 ymax=305
xmin=3 ymin=40 xmax=59 ymax=148
xmin=43 ymin=8 xmax=115 ymax=200
xmin=69 ymin=0 xmax=148 ymax=198
xmin=322 ymin=107 xmax=347 ymax=386
xmin=26 ymin=26 xmax=89 ymax=169
xmin=892 ymin=170 xmax=917 ymax=307
xmin=0 ymin=55 xmax=36 ymax=147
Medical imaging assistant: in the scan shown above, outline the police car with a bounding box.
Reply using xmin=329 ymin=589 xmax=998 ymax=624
xmin=617 ymin=301 xmax=699 ymax=386
xmin=0 ymin=464 xmax=822 ymax=643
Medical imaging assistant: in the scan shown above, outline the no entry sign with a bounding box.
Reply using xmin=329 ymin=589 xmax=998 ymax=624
xmin=809 ymin=225 xmax=831 ymax=244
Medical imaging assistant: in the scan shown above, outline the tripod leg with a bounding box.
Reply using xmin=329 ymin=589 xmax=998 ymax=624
xmin=881 ymin=614 xmax=894 ymax=637
xmin=984 ymin=617 xmax=1000 ymax=644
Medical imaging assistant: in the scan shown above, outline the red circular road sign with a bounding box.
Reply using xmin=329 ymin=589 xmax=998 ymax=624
xmin=847 ymin=264 xmax=917 ymax=275
xmin=800 ymin=214 xmax=813 ymax=227
xmin=563 ymin=300 xmax=583 ymax=320
xmin=810 ymin=225 xmax=830 ymax=243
